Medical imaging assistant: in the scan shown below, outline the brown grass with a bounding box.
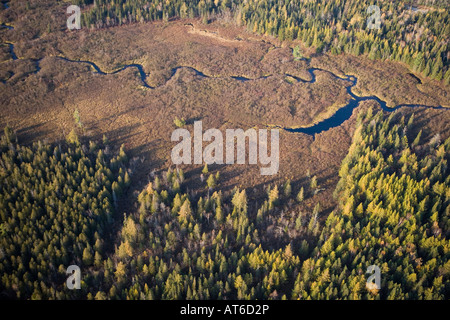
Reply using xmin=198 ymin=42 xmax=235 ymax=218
xmin=1 ymin=3 xmax=449 ymax=216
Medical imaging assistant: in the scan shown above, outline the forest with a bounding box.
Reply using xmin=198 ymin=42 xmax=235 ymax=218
xmin=0 ymin=127 xmax=130 ymax=299
xmin=1 ymin=108 xmax=448 ymax=299
xmin=73 ymin=0 xmax=450 ymax=84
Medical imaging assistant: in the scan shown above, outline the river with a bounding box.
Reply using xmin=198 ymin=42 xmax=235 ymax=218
xmin=1 ymin=22 xmax=447 ymax=136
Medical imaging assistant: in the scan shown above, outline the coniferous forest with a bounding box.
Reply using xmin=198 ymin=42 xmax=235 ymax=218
xmin=74 ymin=0 xmax=450 ymax=83
xmin=0 ymin=128 xmax=130 ymax=299
xmin=0 ymin=0 xmax=449 ymax=303
xmin=1 ymin=109 xmax=448 ymax=299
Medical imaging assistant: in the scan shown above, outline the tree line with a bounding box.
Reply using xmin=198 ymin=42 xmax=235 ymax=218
xmin=1 ymin=107 xmax=448 ymax=299
xmin=74 ymin=0 xmax=449 ymax=84
xmin=93 ymin=108 xmax=449 ymax=300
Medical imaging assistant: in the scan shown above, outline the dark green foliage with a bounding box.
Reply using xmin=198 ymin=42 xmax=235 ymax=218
xmin=0 ymin=129 xmax=129 ymax=299
xmin=1 ymin=107 xmax=449 ymax=300
xmin=296 ymin=109 xmax=450 ymax=299
xmin=106 ymin=109 xmax=449 ymax=300
xmin=80 ymin=0 xmax=449 ymax=81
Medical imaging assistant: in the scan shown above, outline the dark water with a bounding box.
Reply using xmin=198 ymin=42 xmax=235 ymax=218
xmin=3 ymin=41 xmax=448 ymax=136
xmin=231 ymin=75 xmax=270 ymax=81
xmin=57 ymin=59 xmax=210 ymax=89
xmin=172 ymin=65 xmax=208 ymax=78
xmin=1 ymin=23 xmax=13 ymax=30
xmin=231 ymin=76 xmax=250 ymax=81
xmin=7 ymin=43 xmax=16 ymax=60
xmin=285 ymin=70 xmax=445 ymax=135
xmin=408 ymin=73 xmax=422 ymax=84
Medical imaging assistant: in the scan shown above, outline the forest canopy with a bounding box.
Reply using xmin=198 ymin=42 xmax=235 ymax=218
xmin=2 ymin=107 xmax=447 ymax=299
xmin=0 ymin=128 xmax=130 ymax=299
xmin=74 ymin=0 xmax=450 ymax=84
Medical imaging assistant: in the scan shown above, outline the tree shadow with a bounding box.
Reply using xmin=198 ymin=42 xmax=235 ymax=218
xmin=12 ymin=122 xmax=51 ymax=146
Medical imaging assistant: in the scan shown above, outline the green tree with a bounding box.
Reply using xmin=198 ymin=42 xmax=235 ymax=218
xmin=207 ymin=174 xmax=216 ymax=189
xmin=310 ymin=176 xmax=318 ymax=190
xmin=66 ymin=129 xmax=80 ymax=145
xmin=174 ymin=117 xmax=186 ymax=128
xmin=73 ymin=109 xmax=83 ymax=129
xmin=297 ymin=187 xmax=304 ymax=202
xmin=82 ymin=247 xmax=93 ymax=266
xmin=293 ymin=45 xmax=303 ymax=60
xmin=284 ymin=179 xmax=292 ymax=198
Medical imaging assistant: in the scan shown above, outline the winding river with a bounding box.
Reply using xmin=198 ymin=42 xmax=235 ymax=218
xmin=1 ymin=21 xmax=447 ymax=136
xmin=282 ymin=69 xmax=445 ymax=135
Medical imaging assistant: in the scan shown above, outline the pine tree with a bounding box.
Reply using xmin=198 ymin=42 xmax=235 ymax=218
xmin=178 ymin=199 xmax=192 ymax=221
xmin=66 ymin=129 xmax=80 ymax=145
xmin=207 ymin=174 xmax=216 ymax=189
xmin=412 ymin=130 xmax=422 ymax=147
xmin=431 ymin=55 xmax=443 ymax=80
xmin=293 ymin=45 xmax=303 ymax=60
xmin=269 ymin=185 xmax=279 ymax=209
xmin=73 ymin=109 xmax=83 ymax=129
xmin=82 ymin=247 xmax=93 ymax=266
xmin=444 ymin=69 xmax=450 ymax=85
xmin=297 ymin=187 xmax=304 ymax=202
xmin=283 ymin=179 xmax=292 ymax=198
xmin=310 ymin=176 xmax=318 ymax=190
